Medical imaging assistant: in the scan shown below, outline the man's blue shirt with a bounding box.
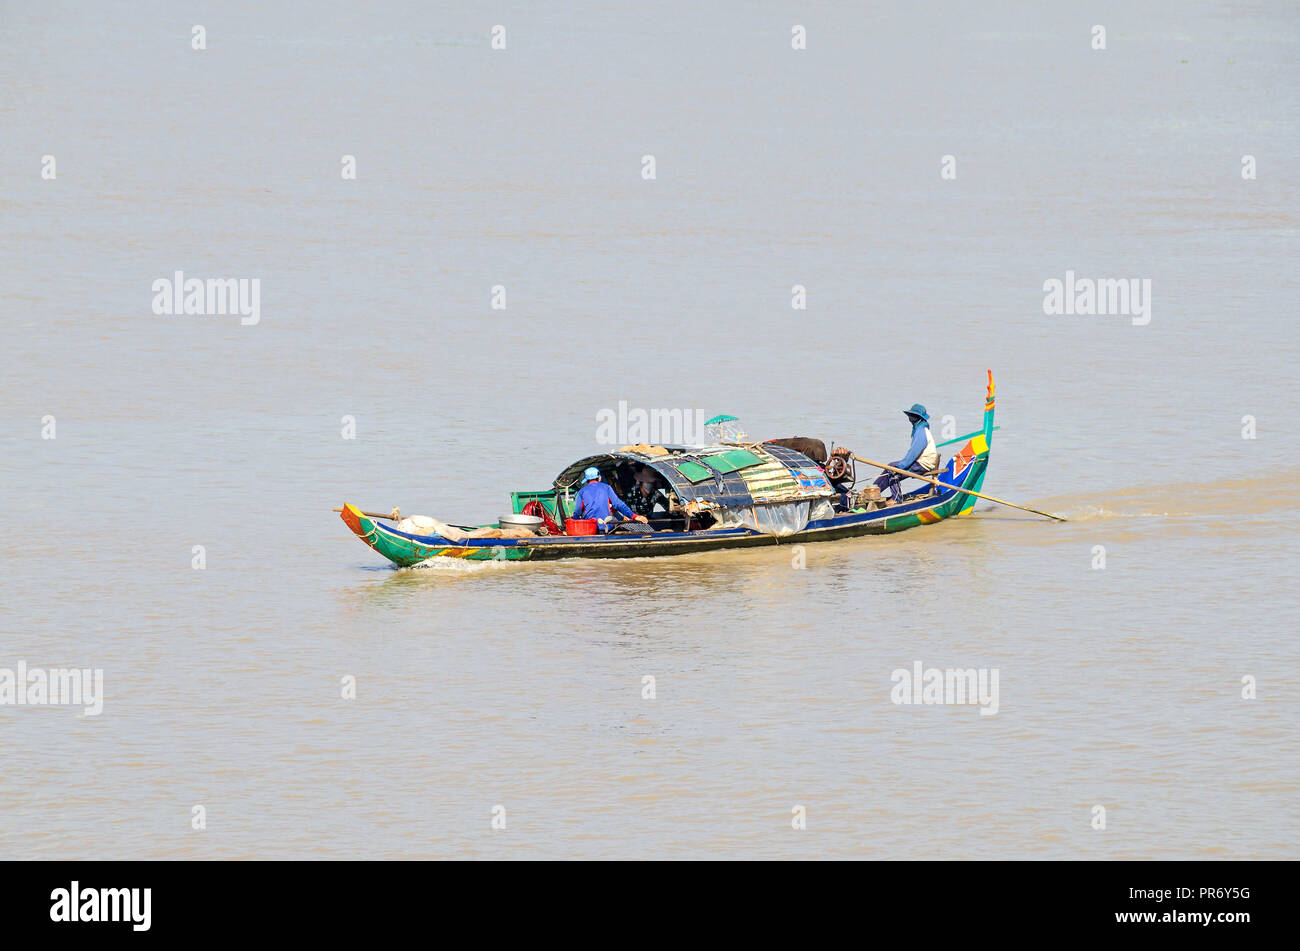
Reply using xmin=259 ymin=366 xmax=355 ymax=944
xmin=573 ymin=481 xmax=635 ymax=522
xmin=897 ymin=424 xmax=930 ymax=469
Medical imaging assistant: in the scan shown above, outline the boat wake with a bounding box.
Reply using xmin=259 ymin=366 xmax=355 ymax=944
xmin=1058 ymin=505 xmax=1196 ymax=522
xmin=403 ymin=556 xmax=522 ymax=573
xmin=1035 ymin=468 xmax=1299 ymax=523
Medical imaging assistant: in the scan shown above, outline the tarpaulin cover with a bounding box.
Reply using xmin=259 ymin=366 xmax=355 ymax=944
xmin=553 ymin=444 xmax=835 ymax=514
xmin=714 ymin=501 xmax=812 ymax=537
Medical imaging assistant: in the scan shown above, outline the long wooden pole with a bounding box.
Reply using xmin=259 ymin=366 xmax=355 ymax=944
xmin=851 ymin=455 xmax=1067 ymax=522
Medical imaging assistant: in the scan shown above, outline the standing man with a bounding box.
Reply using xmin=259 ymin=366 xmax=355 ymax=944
xmin=573 ymin=466 xmax=648 ymax=532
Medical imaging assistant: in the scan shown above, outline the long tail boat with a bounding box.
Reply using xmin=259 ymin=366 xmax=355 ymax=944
xmin=340 ymin=372 xmax=998 ymax=565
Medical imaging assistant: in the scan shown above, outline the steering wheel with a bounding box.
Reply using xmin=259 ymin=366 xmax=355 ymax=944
xmin=824 ymin=455 xmax=850 ymax=482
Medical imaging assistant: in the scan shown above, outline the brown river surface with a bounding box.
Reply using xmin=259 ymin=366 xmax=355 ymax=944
xmin=1 ymin=1 xmax=1297 ymax=858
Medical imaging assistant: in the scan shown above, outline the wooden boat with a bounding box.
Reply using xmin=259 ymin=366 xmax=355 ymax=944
xmin=340 ymin=373 xmax=998 ymax=566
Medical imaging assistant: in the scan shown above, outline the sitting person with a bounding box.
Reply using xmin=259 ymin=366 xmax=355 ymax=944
xmin=627 ymin=465 xmax=674 ymax=519
xmin=833 ymin=402 xmax=939 ymax=503
xmin=573 ymin=466 xmax=648 ymax=532
xmin=875 ymin=403 xmax=939 ymax=501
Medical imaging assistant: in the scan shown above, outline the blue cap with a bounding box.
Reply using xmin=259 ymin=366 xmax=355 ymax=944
xmin=903 ymin=403 xmax=929 ymax=421
xmin=583 ymin=466 xmax=600 ymax=482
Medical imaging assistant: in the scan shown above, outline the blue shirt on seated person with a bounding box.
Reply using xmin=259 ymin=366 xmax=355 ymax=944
xmin=573 ymin=467 xmax=645 ymax=532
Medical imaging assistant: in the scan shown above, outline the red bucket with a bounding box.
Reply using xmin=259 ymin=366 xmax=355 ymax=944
xmin=565 ymin=518 xmax=598 ymax=536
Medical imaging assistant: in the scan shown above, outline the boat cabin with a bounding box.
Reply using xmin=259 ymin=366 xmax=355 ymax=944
xmin=511 ymin=443 xmax=840 ymax=536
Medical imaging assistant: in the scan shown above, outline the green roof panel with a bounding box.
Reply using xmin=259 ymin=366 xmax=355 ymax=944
xmin=674 ymin=460 xmax=715 ymax=483
xmin=702 ymin=449 xmax=764 ymax=474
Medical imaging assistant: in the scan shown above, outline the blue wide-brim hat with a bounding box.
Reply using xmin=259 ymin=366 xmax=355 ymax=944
xmin=903 ymin=403 xmax=929 ymax=421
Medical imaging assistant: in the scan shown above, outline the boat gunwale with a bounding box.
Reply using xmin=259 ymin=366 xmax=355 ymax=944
xmin=364 ymin=480 xmax=970 ymax=550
